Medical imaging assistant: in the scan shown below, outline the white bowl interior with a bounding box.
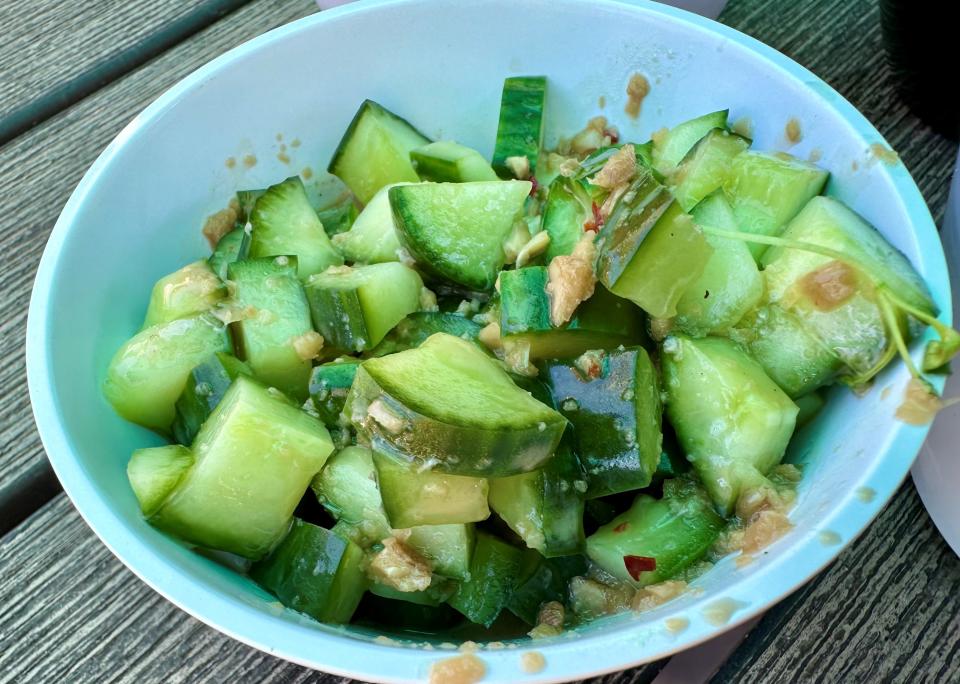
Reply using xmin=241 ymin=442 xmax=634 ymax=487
xmin=30 ymin=0 xmax=950 ymax=681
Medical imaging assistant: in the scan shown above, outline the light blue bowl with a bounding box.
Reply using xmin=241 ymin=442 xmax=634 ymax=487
xmin=26 ymin=1 xmax=950 ymax=681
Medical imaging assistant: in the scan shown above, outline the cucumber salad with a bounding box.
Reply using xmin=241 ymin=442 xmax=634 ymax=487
xmin=105 ymin=75 xmax=958 ymax=639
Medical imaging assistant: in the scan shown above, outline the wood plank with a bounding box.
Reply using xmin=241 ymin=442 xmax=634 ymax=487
xmin=0 ymin=0 xmax=252 ymax=144
xmin=0 ymin=0 xmax=317 ymax=531
xmin=0 ymin=494 xmax=663 ymax=684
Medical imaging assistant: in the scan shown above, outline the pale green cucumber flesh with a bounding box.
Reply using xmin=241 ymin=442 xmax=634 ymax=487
xmin=172 ymin=352 xmax=251 ymax=446
xmin=127 ymin=445 xmax=194 ymax=517
xmin=447 ymin=531 xmax=524 ymax=627
xmin=312 ymin=446 xmax=391 ymax=545
xmin=208 ymin=227 xmax=251 ymax=280
xmin=143 ymin=260 xmax=226 ymax=329
xmin=307 ymin=360 xmax=360 ymax=426
xmin=331 ymin=182 xmax=412 ymax=264
xmin=652 ymin=109 xmax=729 ymax=174
xmin=366 ymin=312 xmax=485 ymax=357
xmin=411 ymin=141 xmax=498 ymax=182
xmin=670 ymin=128 xmax=750 ymax=211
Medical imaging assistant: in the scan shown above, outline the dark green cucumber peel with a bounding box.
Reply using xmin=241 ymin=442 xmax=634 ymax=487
xmin=410 ymin=141 xmax=498 ymax=182
xmin=308 ymin=360 xmax=361 ymax=426
xmin=208 ymin=227 xmax=251 ymax=280
xmin=491 ymin=76 xmax=547 ymax=179
xmin=172 ymin=352 xmax=251 ymax=445
xmin=507 ymin=552 xmax=587 ymax=625
xmin=447 ymin=531 xmax=524 ymax=627
xmin=366 ymin=312 xmax=485 ymax=357
xmin=540 ymin=176 xmax=592 ymax=260
xmin=546 ymin=347 xmax=662 ymax=499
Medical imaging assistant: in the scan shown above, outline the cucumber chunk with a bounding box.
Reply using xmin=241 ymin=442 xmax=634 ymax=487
xmin=316 ymin=196 xmax=360 ymax=238
xmin=250 ymin=519 xmax=366 ymax=624
xmin=312 ymin=446 xmax=392 ymax=545
xmin=328 ymin=100 xmax=430 ymax=204
xmin=723 ymin=151 xmax=829 ymax=259
xmin=507 ymin=553 xmax=587 ymax=625
xmin=373 ymin=451 xmax=490 ymax=527
xmin=331 ymin=182 xmax=412 ymax=264
xmin=489 ymin=441 xmax=587 ymax=557
xmin=142 ymin=260 xmax=227 ymax=329
xmin=249 ymin=176 xmax=343 ymax=278
xmin=540 ymin=176 xmax=591 ymax=261
xmin=411 ymin=141 xmax=499 ymax=182
xmin=391 ymin=180 xmax=532 ymax=291
xmin=103 ymin=314 xmax=231 ymax=432
xmin=499 ymin=268 xmax=646 ymax=359
xmin=586 ymin=478 xmax=724 ymax=586
xmin=227 ymin=257 xmax=315 ymax=401
xmin=674 ymin=192 xmax=763 ymax=335
xmin=596 ymin=168 xmax=713 ymax=318
xmin=347 ymin=333 xmax=566 ymax=477
xmin=127 ymin=445 xmax=194 ymax=517
xmin=662 ymin=335 xmax=798 ymax=515
xmin=304 ymin=263 xmax=423 ymax=354
xmin=208 ymin=227 xmax=251 ymax=280
xmin=150 ymin=375 xmax=334 ymax=558
xmin=652 ymin=109 xmax=729 ymax=175
xmin=366 ymin=312 xmax=485 ymax=357
xmin=171 ymin=352 xmax=251 ymax=445
xmin=307 ymin=359 xmax=360 ymax=426
xmin=406 ymin=524 xmax=475 ymax=581
xmin=546 ymin=347 xmax=662 ymax=498
xmin=447 ymin=531 xmax=524 ymax=627
xmin=669 ymin=128 xmax=750 ymax=211
xmin=491 ymin=76 xmax=547 ymax=179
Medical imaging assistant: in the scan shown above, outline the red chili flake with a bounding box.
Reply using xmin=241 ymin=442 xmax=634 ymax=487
xmin=583 ymin=219 xmax=597 ymax=233
xmin=583 ymin=201 xmax=604 ymax=233
xmin=613 ymin=522 xmax=629 ymax=533
xmin=529 ymin=175 xmax=539 ymax=196
xmin=585 ymin=360 xmax=602 ymax=379
xmin=623 ymin=555 xmax=656 ymax=580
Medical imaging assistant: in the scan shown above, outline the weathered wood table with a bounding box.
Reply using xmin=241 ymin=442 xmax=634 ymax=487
xmin=1 ymin=1 xmax=957 ymax=682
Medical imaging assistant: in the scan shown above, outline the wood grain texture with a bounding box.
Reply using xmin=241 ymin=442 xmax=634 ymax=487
xmin=0 ymin=0 xmax=316 ymax=528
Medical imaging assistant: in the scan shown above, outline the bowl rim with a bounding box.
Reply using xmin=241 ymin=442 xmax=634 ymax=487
xmin=25 ymin=0 xmax=951 ymax=682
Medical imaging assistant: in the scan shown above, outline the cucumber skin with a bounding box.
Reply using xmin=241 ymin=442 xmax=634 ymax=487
xmin=250 ymin=519 xmax=367 ymax=624
xmin=365 ymin=312 xmax=485 ymax=357
xmin=546 ymin=347 xmax=663 ymax=499
xmin=311 ymin=445 xmax=391 ymax=545
xmin=208 ymin=227 xmax=251 ymax=280
xmin=670 ymin=128 xmax=750 ymax=211
xmin=307 ymin=360 xmax=360 ymax=426
xmin=447 ymin=531 xmax=524 ymax=627
xmin=492 ymin=76 xmax=547 ymax=178
xmin=653 ymin=109 xmax=729 ymax=175
xmin=127 ymin=445 xmax=194 ymax=517
xmin=410 ymin=141 xmax=499 ymax=182
xmin=507 ymin=553 xmax=588 ymax=625
xmin=171 ymin=352 xmax=251 ymax=446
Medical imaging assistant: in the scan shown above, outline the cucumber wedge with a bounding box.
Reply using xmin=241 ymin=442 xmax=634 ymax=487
xmin=171 ymin=352 xmax=251 ymax=445
xmin=540 ymin=176 xmax=592 ymax=261
xmin=661 ymin=335 xmax=798 ymax=515
xmin=391 ymin=180 xmax=532 ymax=291
xmin=586 ymin=478 xmax=724 ymax=586
xmin=142 ymin=260 xmax=227 ymax=329
xmin=312 ymin=446 xmax=392 ymax=545
xmin=546 ymin=347 xmax=662 ymax=498
xmin=304 ymin=263 xmax=423 ymax=354
xmin=674 ymin=192 xmax=763 ymax=335
xmin=249 ymin=176 xmax=343 ymax=278
xmin=507 ymin=553 xmax=587 ymax=625
xmin=723 ymin=152 xmax=829 ymax=259
xmin=307 ymin=359 xmax=360 ymax=426
xmin=447 ymin=531 xmax=524 ymax=627
xmin=596 ymin=168 xmax=713 ymax=318
xmin=346 ymin=333 xmax=566 ymax=477
xmin=227 ymin=257 xmax=315 ymax=401
xmin=208 ymin=227 xmax=251 ymax=280
xmin=406 ymin=524 xmax=475 ymax=581
xmin=499 ymin=268 xmax=646 ymax=359
xmin=150 ymin=376 xmax=334 ymax=558
xmin=250 ymin=519 xmax=367 ymax=624
xmin=669 ymin=128 xmax=750 ymax=211
xmin=373 ymin=451 xmax=489 ymax=527
xmin=488 ymin=441 xmax=587 ymax=557
xmin=127 ymin=445 xmax=194 ymax=517
xmin=652 ymin=109 xmax=729 ymax=175
xmin=491 ymin=76 xmax=547 ymax=179
xmin=316 ymin=196 xmax=360 ymax=238
xmin=103 ymin=314 xmax=231 ymax=432
xmin=329 ymin=100 xmax=430 ymax=204
xmin=366 ymin=312 xmax=485 ymax=357
xmin=411 ymin=141 xmax=498 ymax=182
xmin=331 ymin=182 xmax=412 ymax=264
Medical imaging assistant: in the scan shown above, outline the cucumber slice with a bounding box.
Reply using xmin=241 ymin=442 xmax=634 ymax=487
xmin=307 ymin=359 xmax=360 ymax=426
xmin=586 ymin=478 xmax=724 ymax=586
xmin=669 ymin=128 xmax=750 ymax=211
xmin=331 ymin=182 xmax=412 ymax=265
xmin=406 ymin=524 xmax=475 ymax=581
xmin=227 ymin=257 xmax=315 ymax=401
xmin=171 ymin=352 xmax=251 ymax=445
xmin=366 ymin=312 xmax=485 ymax=357
xmin=491 ymin=76 xmax=547 ymax=179
xmin=369 ymin=578 xmax=457 ymax=607
xmin=596 ymin=169 xmax=713 ymax=318
xmin=103 ymin=314 xmax=231 ymax=432
xmin=391 ymin=180 xmax=532 ymax=291
xmin=150 ymin=375 xmax=334 ymax=558
xmin=250 ymin=519 xmax=367 ymax=624
xmin=411 ymin=141 xmax=499 ymax=182
xmin=507 ymin=553 xmax=587 ymax=625
xmin=674 ymin=192 xmax=763 ymax=335
xmin=546 ymin=347 xmax=662 ymax=498
xmin=304 ymin=263 xmax=423 ymax=354
xmin=312 ymin=446 xmax=392 ymax=545
xmin=488 ymin=441 xmax=587 ymax=557
xmin=652 ymin=109 xmax=729 ymax=175
xmin=540 ymin=176 xmax=591 ymax=261
xmin=316 ymin=197 xmax=359 ymax=238
xmin=346 ymin=333 xmax=566 ymax=477
xmin=723 ymin=151 xmax=829 ymax=259
xmin=208 ymin=227 xmax=251 ymax=280
xmin=328 ymin=99 xmax=430 ymax=204
xmin=249 ymin=176 xmax=343 ymax=278
xmin=447 ymin=531 xmax=524 ymax=627
xmin=499 ymin=268 xmax=646 ymax=359
xmin=661 ymin=335 xmax=798 ymax=515
xmin=142 ymin=260 xmax=227 ymax=329
xmin=127 ymin=445 xmax=194 ymax=517
xmin=733 ymin=305 xmax=842 ymax=397
xmin=373 ymin=451 xmax=489 ymax=527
